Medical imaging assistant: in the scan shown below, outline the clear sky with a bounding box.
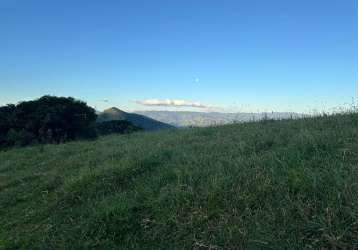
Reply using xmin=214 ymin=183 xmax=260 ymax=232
xmin=1 ymin=0 xmax=357 ymax=113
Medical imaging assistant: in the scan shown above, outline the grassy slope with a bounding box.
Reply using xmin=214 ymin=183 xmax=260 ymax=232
xmin=1 ymin=114 xmax=358 ymax=249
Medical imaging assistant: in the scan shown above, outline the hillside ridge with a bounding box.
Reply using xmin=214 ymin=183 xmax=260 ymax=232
xmin=1 ymin=112 xmax=358 ymax=249
xmin=97 ymin=107 xmax=173 ymax=130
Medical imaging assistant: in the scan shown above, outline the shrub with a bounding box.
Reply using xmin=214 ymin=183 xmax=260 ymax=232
xmin=96 ymin=120 xmax=142 ymax=136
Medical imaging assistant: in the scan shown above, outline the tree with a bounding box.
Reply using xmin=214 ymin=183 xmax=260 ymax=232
xmin=0 ymin=104 xmax=16 ymax=146
xmin=0 ymin=96 xmax=97 ymax=148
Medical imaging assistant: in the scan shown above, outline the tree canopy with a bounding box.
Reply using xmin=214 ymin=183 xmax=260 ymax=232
xmin=0 ymin=96 xmax=97 ymax=148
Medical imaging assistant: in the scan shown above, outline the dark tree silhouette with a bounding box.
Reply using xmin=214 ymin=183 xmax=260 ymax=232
xmin=96 ymin=120 xmax=142 ymax=136
xmin=0 ymin=96 xmax=97 ymax=148
xmin=0 ymin=104 xmax=16 ymax=146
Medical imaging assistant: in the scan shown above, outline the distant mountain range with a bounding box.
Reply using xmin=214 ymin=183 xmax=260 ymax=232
xmin=135 ymin=111 xmax=304 ymax=127
xmin=97 ymin=108 xmax=304 ymax=129
xmin=97 ymin=108 xmax=173 ymax=131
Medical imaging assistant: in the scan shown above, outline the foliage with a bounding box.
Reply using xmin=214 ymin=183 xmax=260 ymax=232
xmin=96 ymin=120 xmax=143 ymax=136
xmin=0 ymin=104 xmax=16 ymax=145
xmin=0 ymin=96 xmax=97 ymax=148
xmin=1 ymin=113 xmax=358 ymax=249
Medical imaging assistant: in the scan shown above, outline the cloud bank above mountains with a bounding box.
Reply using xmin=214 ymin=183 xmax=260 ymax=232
xmin=135 ymin=99 xmax=215 ymax=109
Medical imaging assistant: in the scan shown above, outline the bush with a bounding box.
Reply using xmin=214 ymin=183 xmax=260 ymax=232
xmin=96 ymin=120 xmax=142 ymax=136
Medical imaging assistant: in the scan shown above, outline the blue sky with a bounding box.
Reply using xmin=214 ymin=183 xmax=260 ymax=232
xmin=1 ymin=0 xmax=357 ymax=113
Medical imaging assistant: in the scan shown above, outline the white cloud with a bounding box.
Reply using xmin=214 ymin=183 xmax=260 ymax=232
xmin=135 ymin=99 xmax=213 ymax=109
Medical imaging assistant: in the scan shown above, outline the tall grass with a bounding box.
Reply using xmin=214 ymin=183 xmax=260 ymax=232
xmin=1 ymin=112 xmax=358 ymax=249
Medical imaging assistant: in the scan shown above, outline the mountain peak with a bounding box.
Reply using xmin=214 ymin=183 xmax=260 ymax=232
xmin=97 ymin=108 xmax=173 ymax=130
xmin=103 ymin=107 xmax=126 ymax=114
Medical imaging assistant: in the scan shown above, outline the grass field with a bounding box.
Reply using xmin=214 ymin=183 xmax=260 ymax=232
xmin=1 ymin=113 xmax=358 ymax=249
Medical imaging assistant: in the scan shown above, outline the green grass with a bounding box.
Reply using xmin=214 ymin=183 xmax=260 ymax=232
xmin=1 ymin=113 xmax=358 ymax=249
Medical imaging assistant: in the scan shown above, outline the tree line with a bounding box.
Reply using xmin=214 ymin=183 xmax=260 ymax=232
xmin=0 ymin=96 xmax=141 ymax=149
